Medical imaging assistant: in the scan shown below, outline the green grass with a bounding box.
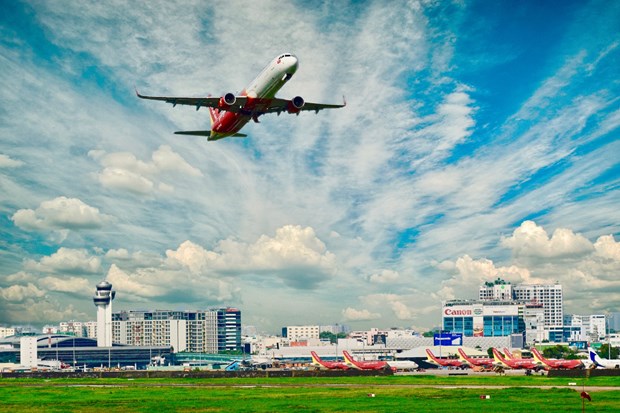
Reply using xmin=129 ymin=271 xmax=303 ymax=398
xmin=1 ymin=375 xmax=619 ymax=412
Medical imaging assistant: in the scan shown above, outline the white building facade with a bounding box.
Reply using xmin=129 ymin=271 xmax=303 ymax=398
xmin=111 ymin=308 xmax=241 ymax=353
xmin=282 ymin=325 xmax=320 ymax=341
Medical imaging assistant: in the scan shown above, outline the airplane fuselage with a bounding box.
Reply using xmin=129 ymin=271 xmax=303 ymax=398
xmin=209 ymin=54 xmax=299 ymax=140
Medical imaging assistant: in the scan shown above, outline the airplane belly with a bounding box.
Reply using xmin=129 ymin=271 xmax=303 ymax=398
xmin=213 ymin=112 xmax=250 ymax=134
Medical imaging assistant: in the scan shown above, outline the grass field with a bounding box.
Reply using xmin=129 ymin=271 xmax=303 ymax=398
xmin=1 ymin=375 xmax=619 ymax=412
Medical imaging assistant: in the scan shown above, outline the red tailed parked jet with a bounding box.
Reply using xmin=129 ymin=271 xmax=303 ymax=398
xmin=342 ymin=350 xmax=389 ymax=370
xmin=530 ymin=348 xmax=583 ymax=369
xmin=457 ymin=348 xmax=495 ymax=369
xmin=425 ymin=349 xmax=465 ymax=368
xmin=310 ymin=351 xmax=349 ymax=370
xmin=492 ymin=348 xmax=542 ymax=370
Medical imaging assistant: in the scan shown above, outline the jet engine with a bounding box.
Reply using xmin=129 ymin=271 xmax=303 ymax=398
xmin=219 ymin=92 xmax=236 ymax=108
xmin=287 ymin=96 xmax=305 ymax=113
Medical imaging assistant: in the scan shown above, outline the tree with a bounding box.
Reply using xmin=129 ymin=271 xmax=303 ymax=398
xmin=542 ymin=345 xmax=579 ymax=360
xmin=598 ymin=344 xmax=619 ymax=360
xmin=319 ymin=331 xmax=346 ymax=344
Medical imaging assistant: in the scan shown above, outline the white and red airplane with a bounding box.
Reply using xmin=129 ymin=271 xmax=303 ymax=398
xmin=342 ymin=350 xmax=389 ymax=370
xmin=530 ymin=348 xmax=583 ymax=369
xmin=425 ymin=349 xmax=466 ymax=368
xmin=492 ymin=348 xmax=542 ymax=370
xmin=310 ymin=351 xmax=349 ymax=370
xmin=457 ymin=348 xmax=495 ymax=369
xmin=137 ymin=53 xmax=346 ymax=141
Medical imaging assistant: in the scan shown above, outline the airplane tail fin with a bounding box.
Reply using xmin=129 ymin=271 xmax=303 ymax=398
xmin=310 ymin=351 xmax=322 ymax=365
xmin=492 ymin=348 xmax=507 ymax=366
xmin=531 ymin=348 xmax=545 ymax=363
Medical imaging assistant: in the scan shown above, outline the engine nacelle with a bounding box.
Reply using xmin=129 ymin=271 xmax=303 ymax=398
xmin=287 ymin=96 xmax=305 ymax=113
xmin=219 ymin=92 xmax=236 ymax=108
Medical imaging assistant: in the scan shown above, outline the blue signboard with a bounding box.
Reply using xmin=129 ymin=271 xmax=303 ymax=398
xmin=434 ymin=333 xmax=463 ymax=346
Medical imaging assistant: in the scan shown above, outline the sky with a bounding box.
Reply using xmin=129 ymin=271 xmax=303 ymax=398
xmin=1 ymin=0 xmax=619 ymax=334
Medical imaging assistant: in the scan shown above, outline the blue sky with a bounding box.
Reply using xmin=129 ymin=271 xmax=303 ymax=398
xmin=1 ymin=0 xmax=618 ymax=333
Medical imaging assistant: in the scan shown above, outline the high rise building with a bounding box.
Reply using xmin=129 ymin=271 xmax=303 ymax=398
xmin=479 ymin=280 xmax=563 ymax=327
xmin=111 ymin=308 xmax=241 ymax=353
xmin=93 ymin=281 xmax=116 ymax=347
xmin=512 ymin=283 xmax=563 ymax=327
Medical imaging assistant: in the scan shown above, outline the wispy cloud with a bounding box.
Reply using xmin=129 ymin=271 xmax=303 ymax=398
xmin=0 ymin=0 xmax=618 ymax=330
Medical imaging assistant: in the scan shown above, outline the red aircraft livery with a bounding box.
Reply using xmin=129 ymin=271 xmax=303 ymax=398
xmin=531 ymin=348 xmax=583 ymax=369
xmin=137 ymin=53 xmax=345 ymax=141
xmin=425 ymin=349 xmax=465 ymax=368
xmin=457 ymin=348 xmax=495 ymax=368
xmin=342 ymin=351 xmax=389 ymax=370
xmin=492 ymin=348 xmax=542 ymax=370
xmin=310 ymin=351 xmax=349 ymax=370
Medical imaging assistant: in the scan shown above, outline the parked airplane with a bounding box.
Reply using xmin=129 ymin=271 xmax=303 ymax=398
xmin=457 ymin=348 xmax=495 ymax=369
xmin=137 ymin=53 xmax=346 ymax=141
xmin=310 ymin=351 xmax=349 ymax=370
xmin=492 ymin=348 xmax=541 ymax=370
xmin=385 ymin=360 xmax=419 ymax=371
xmin=503 ymin=348 xmax=537 ymax=363
xmin=342 ymin=350 xmax=389 ymax=370
xmin=425 ymin=349 xmax=465 ymax=368
xmin=588 ymin=348 xmax=620 ymax=369
xmin=530 ymin=348 xmax=583 ymax=369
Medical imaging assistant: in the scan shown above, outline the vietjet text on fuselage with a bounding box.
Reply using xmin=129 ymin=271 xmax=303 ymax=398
xmin=137 ymin=53 xmax=345 ymax=141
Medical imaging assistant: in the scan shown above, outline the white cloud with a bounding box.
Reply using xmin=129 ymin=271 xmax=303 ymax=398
xmin=24 ymin=248 xmax=101 ymax=274
xmin=166 ymin=225 xmax=337 ymax=289
xmin=369 ymin=269 xmax=400 ymax=284
xmin=342 ymin=307 xmax=381 ymax=321
xmin=0 ymin=283 xmax=45 ymax=302
xmin=363 ymin=294 xmax=418 ymax=320
xmin=501 ymin=220 xmax=595 ymax=260
xmin=594 ymin=235 xmax=620 ymax=261
xmin=89 ymin=145 xmax=201 ymax=195
xmin=12 ymin=197 xmax=112 ymax=231
xmin=0 ymin=153 xmax=24 ymax=168
xmin=38 ymin=276 xmax=92 ymax=295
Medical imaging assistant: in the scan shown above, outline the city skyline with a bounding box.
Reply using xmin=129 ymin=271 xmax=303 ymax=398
xmin=1 ymin=1 xmax=619 ymax=333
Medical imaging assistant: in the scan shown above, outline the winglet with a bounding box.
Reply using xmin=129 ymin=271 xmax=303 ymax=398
xmin=342 ymin=95 xmax=347 ymax=107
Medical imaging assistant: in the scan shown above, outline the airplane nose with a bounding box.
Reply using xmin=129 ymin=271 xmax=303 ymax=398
xmin=289 ymin=55 xmax=299 ymax=71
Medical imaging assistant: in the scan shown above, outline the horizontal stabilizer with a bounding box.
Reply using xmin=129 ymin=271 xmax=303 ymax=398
xmin=174 ymin=130 xmax=248 ymax=141
xmin=174 ymin=130 xmax=211 ymax=137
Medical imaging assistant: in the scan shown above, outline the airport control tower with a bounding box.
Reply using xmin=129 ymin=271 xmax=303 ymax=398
xmin=93 ymin=281 xmax=116 ymax=347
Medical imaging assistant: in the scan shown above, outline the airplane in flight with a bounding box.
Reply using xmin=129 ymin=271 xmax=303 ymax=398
xmin=530 ymin=348 xmax=583 ymax=369
xmin=136 ymin=53 xmax=346 ymax=141
xmin=310 ymin=351 xmax=349 ymax=370
xmin=456 ymin=348 xmax=495 ymax=369
xmin=425 ymin=349 xmax=466 ymax=368
xmin=342 ymin=350 xmax=389 ymax=370
xmin=492 ymin=348 xmax=542 ymax=370
xmin=588 ymin=348 xmax=620 ymax=369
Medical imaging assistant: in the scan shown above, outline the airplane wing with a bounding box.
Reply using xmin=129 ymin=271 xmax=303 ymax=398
xmin=262 ymin=96 xmax=346 ymax=114
xmin=136 ymin=90 xmax=248 ymax=112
